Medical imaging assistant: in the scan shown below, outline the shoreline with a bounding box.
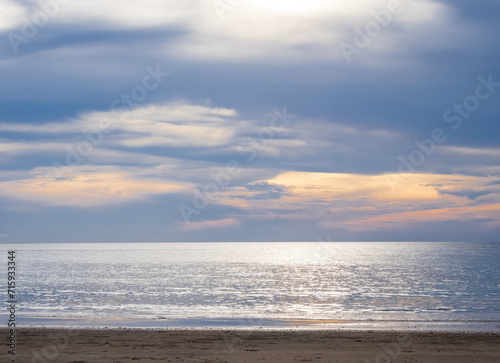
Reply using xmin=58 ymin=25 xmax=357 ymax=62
xmin=3 ymin=328 xmax=499 ymax=362
xmin=10 ymin=316 xmax=500 ymax=332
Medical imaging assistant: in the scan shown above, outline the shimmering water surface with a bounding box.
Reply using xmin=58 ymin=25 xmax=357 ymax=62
xmin=3 ymin=242 xmax=500 ymax=328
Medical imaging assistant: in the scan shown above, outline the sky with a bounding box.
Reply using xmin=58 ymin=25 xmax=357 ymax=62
xmin=0 ymin=0 xmax=499 ymax=243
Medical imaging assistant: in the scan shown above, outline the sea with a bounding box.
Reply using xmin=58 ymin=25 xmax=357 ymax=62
xmin=2 ymin=242 xmax=500 ymax=331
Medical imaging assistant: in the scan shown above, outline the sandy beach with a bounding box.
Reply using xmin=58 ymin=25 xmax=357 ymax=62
xmin=3 ymin=328 xmax=499 ymax=362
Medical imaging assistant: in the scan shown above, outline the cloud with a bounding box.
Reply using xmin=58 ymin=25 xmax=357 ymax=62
xmin=0 ymin=166 xmax=189 ymax=207
xmin=442 ymin=146 xmax=500 ymax=158
xmin=344 ymin=204 xmax=500 ymax=233
xmin=0 ymin=0 xmax=26 ymax=31
xmin=265 ymin=171 xmax=443 ymax=202
xmin=0 ymin=102 xmax=240 ymax=158
xmin=223 ymin=182 xmax=290 ymax=201
xmin=0 ymin=141 xmax=66 ymax=153
xmin=2 ymin=96 xmax=499 ymax=221
xmin=106 ymin=103 xmax=238 ymax=148
xmin=199 ymin=171 xmax=500 ymax=235
xmin=439 ymin=188 xmax=498 ymax=201
xmin=2 ymin=0 xmax=456 ymax=66
xmin=5 ymin=0 xmax=196 ymax=31
xmin=1 ymin=1 xmax=499 ymax=242
xmin=169 ymin=0 xmax=451 ymax=64
xmin=180 ymin=218 xmax=240 ymax=231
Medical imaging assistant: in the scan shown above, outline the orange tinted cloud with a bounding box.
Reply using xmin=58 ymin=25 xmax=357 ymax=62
xmin=180 ymin=218 xmax=240 ymax=231
xmin=344 ymin=204 xmax=500 ymax=230
xmin=215 ymin=171 xmax=500 ymax=232
xmin=0 ymin=167 xmax=188 ymax=207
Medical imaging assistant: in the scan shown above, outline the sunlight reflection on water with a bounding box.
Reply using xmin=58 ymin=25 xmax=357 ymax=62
xmin=3 ymin=242 xmax=499 ymax=322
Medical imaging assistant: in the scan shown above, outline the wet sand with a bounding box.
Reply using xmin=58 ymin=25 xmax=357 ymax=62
xmin=3 ymin=328 xmax=500 ymax=362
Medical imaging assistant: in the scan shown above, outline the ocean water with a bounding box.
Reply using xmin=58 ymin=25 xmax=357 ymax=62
xmin=2 ymin=242 xmax=500 ymax=330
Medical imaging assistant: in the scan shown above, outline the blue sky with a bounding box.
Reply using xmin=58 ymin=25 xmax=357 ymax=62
xmin=0 ymin=0 xmax=499 ymax=242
